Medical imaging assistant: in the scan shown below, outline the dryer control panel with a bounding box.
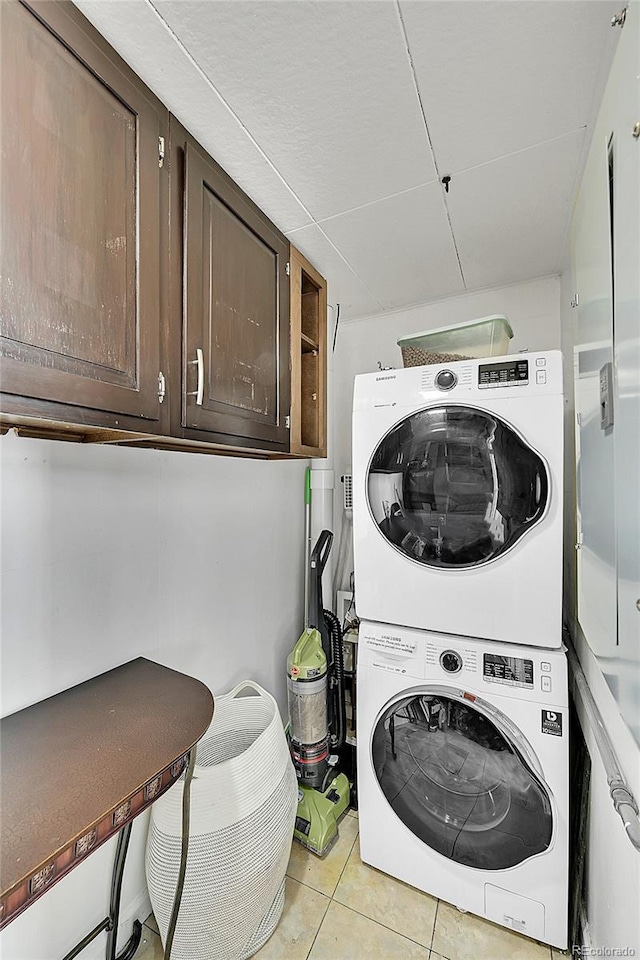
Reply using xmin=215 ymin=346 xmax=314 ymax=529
xmin=352 ymin=349 xmax=563 ymax=409
xmin=478 ymin=358 xmax=529 ymax=388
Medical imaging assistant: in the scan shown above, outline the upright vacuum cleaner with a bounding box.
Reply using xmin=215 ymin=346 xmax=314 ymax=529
xmin=287 ymin=530 xmax=351 ymax=856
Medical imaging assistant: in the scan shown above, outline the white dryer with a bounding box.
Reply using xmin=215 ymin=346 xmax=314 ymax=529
xmin=357 ymin=619 xmax=569 ymax=949
xmin=352 ymin=351 xmax=564 ymax=647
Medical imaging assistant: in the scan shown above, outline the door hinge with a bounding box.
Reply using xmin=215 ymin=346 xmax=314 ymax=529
xmin=285 ymin=415 xmax=291 ymax=429
xmin=158 ymin=136 xmax=166 ymax=168
xmin=285 ymin=262 xmax=290 ymax=277
xmin=633 ymin=122 xmax=640 ymax=140
xmin=576 ymin=412 xmax=582 ymax=426
xmin=158 ymin=371 xmax=166 ymax=403
xmin=571 ymin=293 xmax=580 ymax=308
xmin=611 ymin=6 xmax=627 ymax=27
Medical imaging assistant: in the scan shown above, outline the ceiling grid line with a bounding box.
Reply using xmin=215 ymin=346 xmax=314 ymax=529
xmin=73 ymin=0 xmax=619 ymax=321
xmin=309 ymin=224 xmax=388 ymax=314
xmin=446 ymin=126 xmax=590 ymax=179
xmin=552 ymin=10 xmax=620 ymax=280
xmin=146 ymin=0 xmax=316 ymax=223
xmin=145 ymin=0 xmax=387 ymax=315
xmin=315 ymin=177 xmax=444 ymax=227
xmin=395 ymin=0 xmax=467 ymax=291
xmin=338 ymin=268 xmax=563 ymax=328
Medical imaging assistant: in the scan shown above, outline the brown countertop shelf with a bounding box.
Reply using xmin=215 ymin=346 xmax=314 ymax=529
xmin=0 ymin=657 xmax=214 ymax=931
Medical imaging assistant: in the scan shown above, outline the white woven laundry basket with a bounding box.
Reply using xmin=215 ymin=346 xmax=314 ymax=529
xmin=146 ymin=680 xmax=297 ymax=960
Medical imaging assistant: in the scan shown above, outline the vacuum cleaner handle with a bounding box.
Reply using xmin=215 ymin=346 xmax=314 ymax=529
xmin=309 ymin=530 xmax=333 ymax=631
xmin=311 ymin=529 xmax=333 ymax=576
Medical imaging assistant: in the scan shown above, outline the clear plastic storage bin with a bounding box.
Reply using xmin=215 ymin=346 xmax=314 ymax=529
xmin=398 ymin=315 xmax=513 ymax=367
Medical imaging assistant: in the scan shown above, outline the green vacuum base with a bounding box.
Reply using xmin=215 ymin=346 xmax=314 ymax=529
xmin=293 ymin=774 xmax=351 ymax=857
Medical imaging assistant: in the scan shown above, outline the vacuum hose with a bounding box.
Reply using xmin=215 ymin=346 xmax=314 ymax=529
xmin=323 ymin=608 xmax=346 ymax=754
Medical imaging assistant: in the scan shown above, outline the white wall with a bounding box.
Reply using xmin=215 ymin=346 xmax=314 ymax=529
xmin=331 ymin=274 xmax=562 ymax=594
xmin=0 ymin=433 xmax=307 ymax=959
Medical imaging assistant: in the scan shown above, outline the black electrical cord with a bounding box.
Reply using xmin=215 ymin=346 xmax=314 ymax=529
xmin=331 ymin=303 xmax=341 ymax=352
xmin=323 ymin=608 xmax=346 ymax=754
xmin=342 ymin=571 xmax=356 ymax=634
xmin=163 ymin=749 xmax=196 ymax=960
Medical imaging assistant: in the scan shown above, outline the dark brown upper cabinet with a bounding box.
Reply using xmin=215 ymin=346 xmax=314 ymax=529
xmin=0 ymin=3 xmax=328 ymax=459
xmin=0 ymin=0 xmax=168 ymax=432
xmin=170 ymin=121 xmax=290 ymax=453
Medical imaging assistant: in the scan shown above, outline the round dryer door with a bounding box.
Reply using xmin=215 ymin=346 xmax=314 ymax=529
xmin=371 ymin=689 xmax=553 ymax=870
xmin=367 ymin=405 xmax=548 ymax=567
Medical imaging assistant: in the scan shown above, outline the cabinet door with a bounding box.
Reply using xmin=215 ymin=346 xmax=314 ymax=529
xmin=0 ymin=0 xmax=164 ymax=422
xmin=182 ymin=141 xmax=290 ymax=447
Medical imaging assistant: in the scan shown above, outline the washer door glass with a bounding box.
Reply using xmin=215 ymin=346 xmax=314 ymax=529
xmin=372 ymin=692 xmax=553 ymax=870
xmin=368 ymin=406 xmax=548 ymax=567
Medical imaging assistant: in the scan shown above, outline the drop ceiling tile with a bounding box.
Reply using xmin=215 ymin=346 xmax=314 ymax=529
xmin=152 ymin=0 xmax=438 ymax=220
xmin=286 ymin=225 xmax=383 ymax=322
xmin=73 ymin=0 xmax=312 ymax=233
xmin=318 ymin=183 xmax=465 ymax=311
xmin=447 ymin=130 xmax=586 ymax=290
xmin=400 ymin=0 xmax=619 ymax=173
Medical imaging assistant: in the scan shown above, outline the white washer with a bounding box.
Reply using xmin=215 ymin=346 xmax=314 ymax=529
xmin=357 ymin=619 xmax=569 ymax=949
xmin=352 ymin=351 xmax=564 ymax=647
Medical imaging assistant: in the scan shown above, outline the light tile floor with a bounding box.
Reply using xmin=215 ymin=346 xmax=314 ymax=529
xmin=134 ymin=811 xmax=570 ymax=960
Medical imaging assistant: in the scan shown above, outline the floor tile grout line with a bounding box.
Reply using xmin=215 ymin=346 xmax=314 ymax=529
xmin=327 ymin=896 xmax=436 ymax=953
xmin=328 ymin=835 xmax=440 ymax=954
xmin=330 ymin=824 xmax=440 ymax=954
xmin=304 ymin=894 xmax=334 ymax=960
xmin=329 ymin=827 xmax=360 ymax=897
xmin=142 ymin=921 xmax=161 ymax=941
xmin=290 ymin=824 xmax=443 ymax=954
xmin=430 ymin=899 xmax=440 ymax=953
xmin=284 ymin=867 xmax=344 ymax=899
xmin=142 ymin=888 xmax=562 ymax=960
xmin=285 ymin=821 xmax=360 ymax=900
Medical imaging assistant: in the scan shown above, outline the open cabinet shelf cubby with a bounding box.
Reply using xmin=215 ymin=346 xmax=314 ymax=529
xmin=289 ymin=245 xmax=327 ymax=458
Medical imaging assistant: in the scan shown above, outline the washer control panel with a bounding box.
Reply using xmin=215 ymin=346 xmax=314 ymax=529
xmin=358 ymin=621 xmax=568 ymax=707
xmin=483 ymin=652 xmax=534 ymax=688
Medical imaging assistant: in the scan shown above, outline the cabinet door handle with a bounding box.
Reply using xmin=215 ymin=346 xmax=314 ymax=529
xmin=188 ymin=348 xmax=205 ymax=405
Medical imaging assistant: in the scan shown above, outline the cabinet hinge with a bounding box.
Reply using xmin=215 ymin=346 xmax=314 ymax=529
xmin=611 ymin=6 xmax=627 ymax=27
xmin=285 ymin=415 xmax=291 ymax=429
xmin=158 ymin=371 xmax=166 ymax=403
xmin=571 ymin=293 xmax=580 ymax=308
xmin=285 ymin=262 xmax=290 ymax=277
xmin=158 ymin=136 xmax=166 ymax=168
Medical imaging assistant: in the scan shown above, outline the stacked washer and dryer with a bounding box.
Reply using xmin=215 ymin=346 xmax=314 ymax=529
xmin=352 ymin=351 xmax=569 ymax=949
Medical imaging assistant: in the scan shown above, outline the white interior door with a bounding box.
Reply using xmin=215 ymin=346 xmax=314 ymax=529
xmin=572 ymin=2 xmax=640 ymax=742
xmin=612 ymin=3 xmax=640 ymax=740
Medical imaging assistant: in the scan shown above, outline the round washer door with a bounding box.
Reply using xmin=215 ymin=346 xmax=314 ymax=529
xmin=371 ymin=688 xmax=553 ymax=870
xmin=367 ymin=405 xmax=548 ymax=568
